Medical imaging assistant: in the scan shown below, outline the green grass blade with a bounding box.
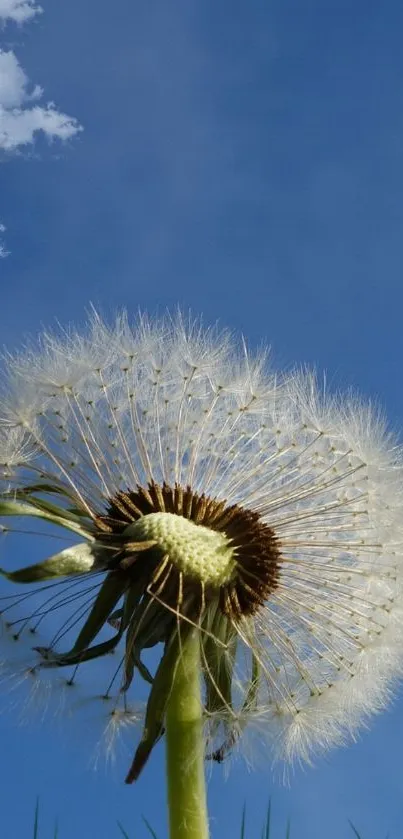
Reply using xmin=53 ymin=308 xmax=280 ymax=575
xmin=261 ymin=799 xmax=271 ymax=839
xmin=348 ymin=821 xmax=363 ymax=839
xmin=33 ymin=799 xmax=39 ymax=839
xmin=117 ymin=822 xmax=131 ymax=838
xmin=239 ymin=804 xmax=246 ymax=839
xmin=142 ymin=816 xmax=159 ymax=838
xmin=285 ymin=818 xmax=291 ymax=839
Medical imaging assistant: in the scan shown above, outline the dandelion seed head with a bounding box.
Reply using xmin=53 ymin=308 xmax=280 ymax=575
xmin=1 ymin=310 xmax=403 ymax=777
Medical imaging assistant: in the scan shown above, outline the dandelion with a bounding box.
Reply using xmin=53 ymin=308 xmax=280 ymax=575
xmin=1 ymin=311 xmax=403 ymax=838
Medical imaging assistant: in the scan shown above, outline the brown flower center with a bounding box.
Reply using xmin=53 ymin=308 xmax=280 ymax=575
xmin=96 ymin=482 xmax=281 ymax=617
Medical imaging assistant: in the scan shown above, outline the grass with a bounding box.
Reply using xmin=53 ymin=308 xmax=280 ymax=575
xmin=33 ymin=799 xmax=59 ymax=839
xmin=32 ymin=799 xmax=385 ymax=838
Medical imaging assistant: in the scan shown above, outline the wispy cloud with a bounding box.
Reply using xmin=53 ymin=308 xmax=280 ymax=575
xmin=0 ymin=49 xmax=82 ymax=150
xmin=0 ymin=0 xmax=42 ymax=23
xmin=0 ymin=221 xmax=9 ymax=257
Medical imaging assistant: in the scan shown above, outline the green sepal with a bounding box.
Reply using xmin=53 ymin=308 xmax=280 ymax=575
xmin=242 ymin=650 xmax=260 ymax=715
xmin=70 ymin=570 xmax=129 ymax=653
xmin=224 ymin=650 xmax=260 ymax=755
xmin=0 ymin=497 xmax=94 ymax=539
xmin=10 ymin=483 xmax=93 ymax=522
xmin=35 ymin=633 xmax=122 ymax=667
xmin=202 ymin=609 xmax=237 ymax=716
xmin=17 ymin=495 xmax=91 ymax=526
xmin=207 ymin=647 xmax=261 ymax=763
xmin=202 ymin=611 xmax=262 ymax=762
xmin=8 ymin=482 xmax=78 ymax=500
xmin=122 ymin=595 xmax=173 ymax=691
xmin=125 ymin=630 xmax=187 ymax=783
xmin=37 ymin=574 xmax=147 ymax=668
xmin=0 ymin=541 xmax=98 ymax=583
xmin=8 ymin=484 xmax=86 ymax=512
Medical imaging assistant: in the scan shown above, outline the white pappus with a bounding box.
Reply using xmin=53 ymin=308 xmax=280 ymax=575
xmin=0 ymin=310 xmax=403 ymax=780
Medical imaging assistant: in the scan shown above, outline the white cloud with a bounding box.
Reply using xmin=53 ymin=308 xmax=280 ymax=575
xmin=0 ymin=49 xmax=41 ymax=107
xmin=0 ymin=50 xmax=82 ymax=150
xmin=0 ymin=222 xmax=9 ymax=257
xmin=0 ymin=0 xmax=42 ymax=23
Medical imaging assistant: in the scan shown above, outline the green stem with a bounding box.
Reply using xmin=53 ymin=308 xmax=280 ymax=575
xmin=165 ymin=629 xmax=209 ymax=839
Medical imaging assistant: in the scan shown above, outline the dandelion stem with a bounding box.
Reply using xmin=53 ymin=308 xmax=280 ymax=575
xmin=165 ymin=629 xmax=209 ymax=839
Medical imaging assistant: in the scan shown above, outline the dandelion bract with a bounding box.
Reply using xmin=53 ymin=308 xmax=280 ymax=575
xmin=1 ymin=310 xmax=403 ymax=780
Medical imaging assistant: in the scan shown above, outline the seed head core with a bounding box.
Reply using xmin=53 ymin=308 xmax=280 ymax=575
xmin=124 ymin=512 xmax=236 ymax=586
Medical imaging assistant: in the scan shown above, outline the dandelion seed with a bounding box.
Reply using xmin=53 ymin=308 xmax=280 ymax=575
xmin=0 ymin=310 xmax=403 ymax=782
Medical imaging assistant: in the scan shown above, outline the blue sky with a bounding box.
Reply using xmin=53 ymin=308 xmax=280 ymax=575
xmin=1 ymin=1 xmax=403 ymax=837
